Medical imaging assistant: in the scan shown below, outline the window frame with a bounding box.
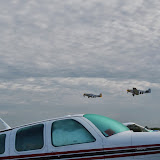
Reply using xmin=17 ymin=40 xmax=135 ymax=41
xmin=51 ymin=118 xmax=96 ymax=147
xmin=14 ymin=123 xmax=46 ymax=153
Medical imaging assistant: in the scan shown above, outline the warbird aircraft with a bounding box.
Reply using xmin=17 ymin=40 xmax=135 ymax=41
xmin=83 ymin=93 xmax=102 ymax=98
xmin=1 ymin=114 xmax=160 ymax=159
xmin=127 ymin=88 xmax=151 ymax=96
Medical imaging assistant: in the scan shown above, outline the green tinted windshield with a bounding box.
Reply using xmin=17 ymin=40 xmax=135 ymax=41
xmin=84 ymin=114 xmax=129 ymax=137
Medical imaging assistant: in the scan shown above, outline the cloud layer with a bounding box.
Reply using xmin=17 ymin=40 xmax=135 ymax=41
xmin=0 ymin=0 xmax=160 ymax=128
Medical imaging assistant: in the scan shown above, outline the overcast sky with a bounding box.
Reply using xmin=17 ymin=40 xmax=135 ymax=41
xmin=0 ymin=0 xmax=160 ymax=129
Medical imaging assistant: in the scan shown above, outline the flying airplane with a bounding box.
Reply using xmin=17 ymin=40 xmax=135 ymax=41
xmin=127 ymin=88 xmax=151 ymax=96
xmin=1 ymin=114 xmax=160 ymax=159
xmin=83 ymin=93 xmax=102 ymax=98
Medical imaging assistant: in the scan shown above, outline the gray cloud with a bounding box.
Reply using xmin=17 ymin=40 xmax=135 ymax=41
xmin=0 ymin=0 xmax=160 ymax=128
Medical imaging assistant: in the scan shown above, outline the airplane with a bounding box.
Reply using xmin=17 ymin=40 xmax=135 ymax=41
xmin=83 ymin=93 xmax=102 ymax=98
xmin=123 ymin=122 xmax=154 ymax=132
xmin=127 ymin=88 xmax=151 ymax=96
xmin=0 ymin=118 xmax=11 ymax=130
xmin=1 ymin=114 xmax=160 ymax=159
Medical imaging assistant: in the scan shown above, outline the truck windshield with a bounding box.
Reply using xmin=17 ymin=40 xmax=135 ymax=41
xmin=84 ymin=114 xmax=129 ymax=137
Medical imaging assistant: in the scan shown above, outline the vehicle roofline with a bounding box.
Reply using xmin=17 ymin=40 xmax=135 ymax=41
xmin=0 ymin=114 xmax=84 ymax=133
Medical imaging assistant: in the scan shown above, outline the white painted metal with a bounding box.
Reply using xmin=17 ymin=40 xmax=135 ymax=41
xmin=0 ymin=114 xmax=160 ymax=160
xmin=9 ymin=122 xmax=48 ymax=157
xmin=0 ymin=118 xmax=11 ymax=130
xmin=46 ymin=116 xmax=104 ymax=160
xmin=132 ymin=132 xmax=160 ymax=159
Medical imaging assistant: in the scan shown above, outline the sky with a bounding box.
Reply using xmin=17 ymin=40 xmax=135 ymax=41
xmin=0 ymin=0 xmax=160 ymax=130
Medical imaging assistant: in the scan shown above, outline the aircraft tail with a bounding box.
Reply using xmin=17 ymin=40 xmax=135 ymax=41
xmin=148 ymin=89 xmax=151 ymax=93
xmin=0 ymin=118 xmax=11 ymax=130
xmin=99 ymin=93 xmax=102 ymax=97
xmin=145 ymin=89 xmax=151 ymax=93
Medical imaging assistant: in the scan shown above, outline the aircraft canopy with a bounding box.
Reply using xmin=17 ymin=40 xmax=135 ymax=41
xmin=84 ymin=114 xmax=129 ymax=137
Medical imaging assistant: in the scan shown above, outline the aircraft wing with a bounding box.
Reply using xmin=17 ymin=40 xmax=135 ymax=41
xmin=83 ymin=93 xmax=102 ymax=98
xmin=83 ymin=93 xmax=93 ymax=98
xmin=133 ymin=88 xmax=139 ymax=95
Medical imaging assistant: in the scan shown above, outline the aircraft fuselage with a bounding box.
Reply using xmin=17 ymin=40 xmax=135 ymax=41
xmin=0 ymin=114 xmax=160 ymax=160
xmin=127 ymin=88 xmax=151 ymax=96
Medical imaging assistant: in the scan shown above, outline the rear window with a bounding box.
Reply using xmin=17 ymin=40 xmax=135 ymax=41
xmin=84 ymin=114 xmax=129 ymax=137
xmin=15 ymin=124 xmax=44 ymax=151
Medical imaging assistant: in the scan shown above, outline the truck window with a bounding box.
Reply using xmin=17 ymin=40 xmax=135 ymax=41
xmin=51 ymin=119 xmax=95 ymax=147
xmin=15 ymin=124 xmax=44 ymax=151
xmin=0 ymin=134 xmax=6 ymax=154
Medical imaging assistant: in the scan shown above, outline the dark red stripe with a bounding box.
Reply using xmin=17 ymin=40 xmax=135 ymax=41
xmin=103 ymin=144 xmax=160 ymax=151
xmin=51 ymin=150 xmax=160 ymax=160
xmin=132 ymin=150 xmax=160 ymax=157
xmin=0 ymin=148 xmax=104 ymax=160
xmin=104 ymin=150 xmax=160 ymax=159
xmin=1 ymin=144 xmax=160 ymax=160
